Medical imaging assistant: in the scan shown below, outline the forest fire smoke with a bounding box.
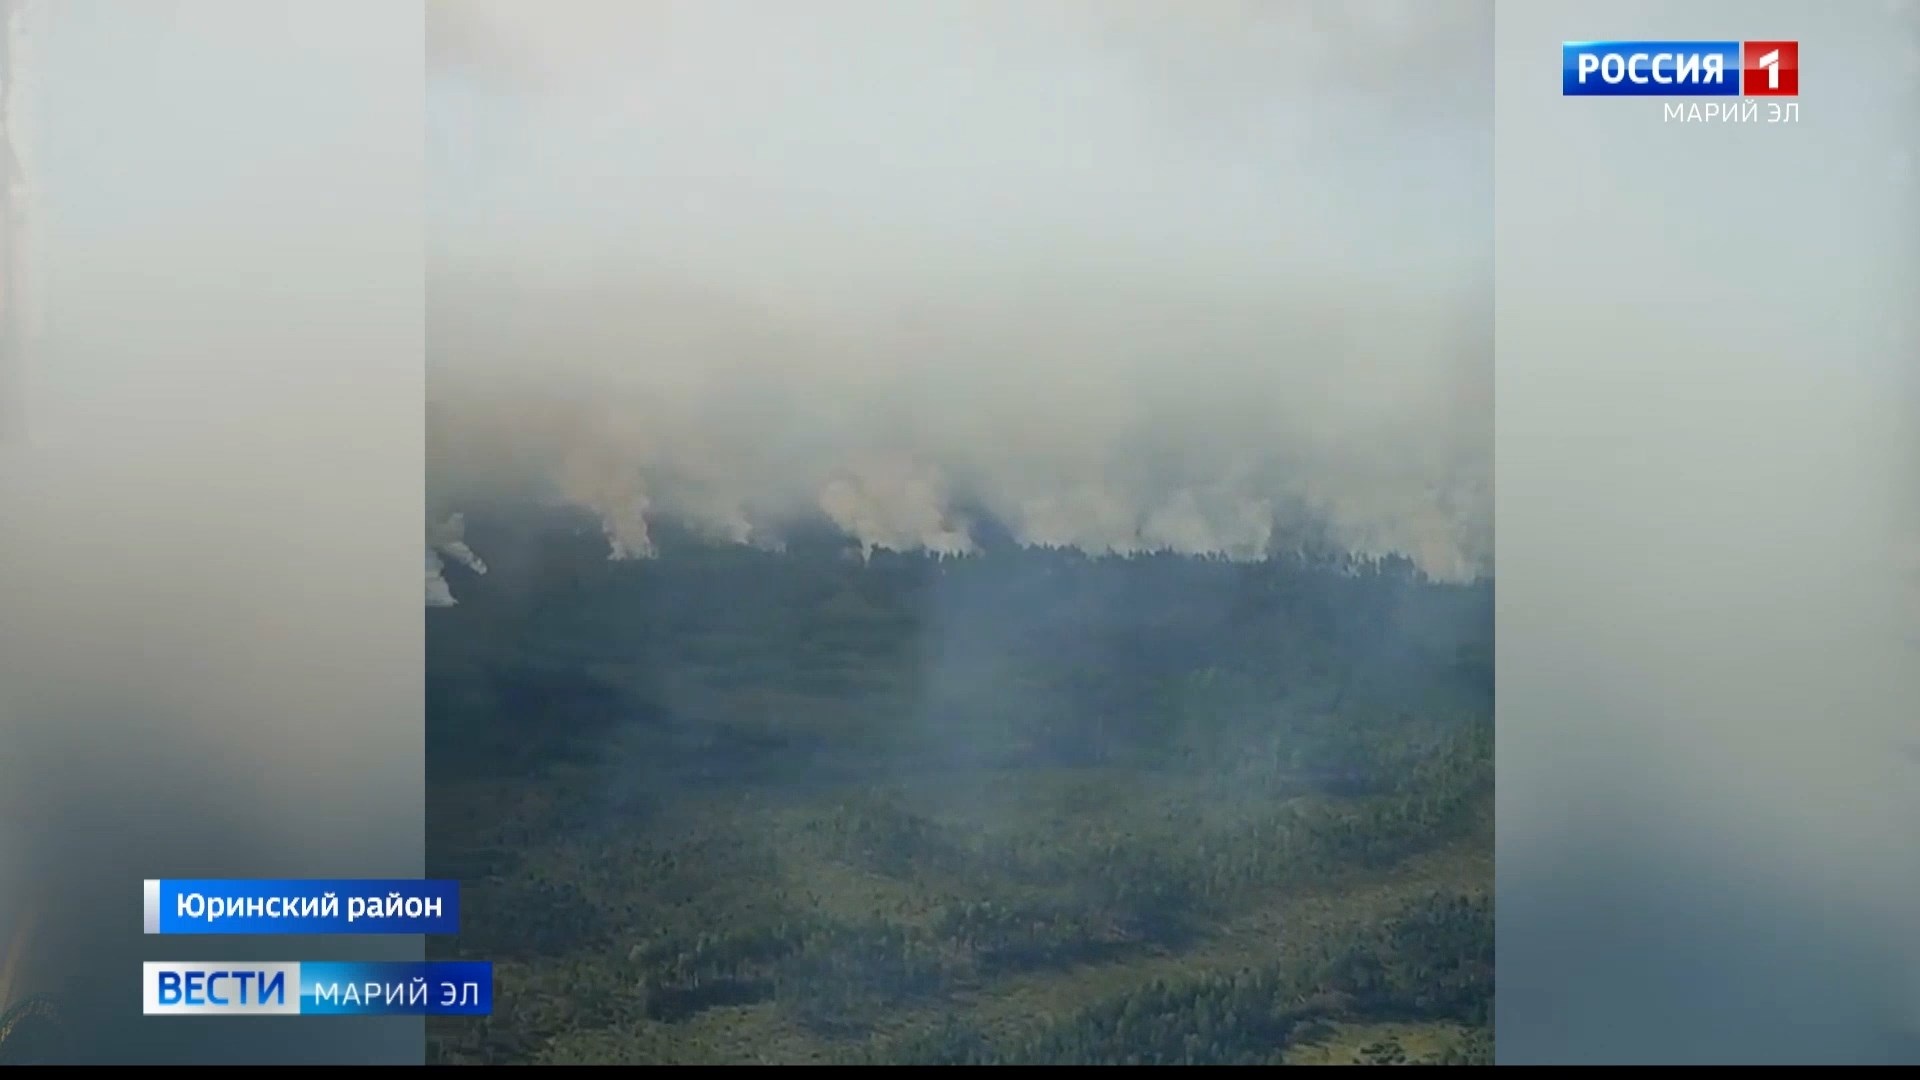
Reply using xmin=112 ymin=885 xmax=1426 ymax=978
xmin=424 ymin=1 xmax=1493 ymax=603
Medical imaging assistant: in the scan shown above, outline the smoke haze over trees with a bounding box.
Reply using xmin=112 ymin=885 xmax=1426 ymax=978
xmin=423 ymin=0 xmax=1492 ymax=605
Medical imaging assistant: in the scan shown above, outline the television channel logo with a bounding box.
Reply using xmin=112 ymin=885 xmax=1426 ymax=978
xmin=141 ymin=961 xmax=493 ymax=1016
xmin=1563 ymin=40 xmax=1799 ymax=125
xmin=1562 ymin=41 xmax=1798 ymax=97
xmin=142 ymin=963 xmax=300 ymax=1016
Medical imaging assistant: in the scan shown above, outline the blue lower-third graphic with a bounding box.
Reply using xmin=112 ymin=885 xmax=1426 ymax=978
xmin=142 ymin=961 xmax=492 ymax=1016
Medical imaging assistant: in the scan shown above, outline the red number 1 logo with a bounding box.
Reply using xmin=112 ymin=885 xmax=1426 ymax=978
xmin=1742 ymin=41 xmax=1799 ymax=97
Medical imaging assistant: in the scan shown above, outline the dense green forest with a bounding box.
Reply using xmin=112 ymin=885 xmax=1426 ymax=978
xmin=424 ymin=504 xmax=1493 ymax=1065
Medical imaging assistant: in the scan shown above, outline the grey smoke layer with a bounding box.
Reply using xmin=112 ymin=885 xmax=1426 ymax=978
xmin=425 ymin=1 xmax=1493 ymax=602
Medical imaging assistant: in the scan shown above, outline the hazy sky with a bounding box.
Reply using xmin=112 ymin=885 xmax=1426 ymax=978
xmin=423 ymin=1 xmax=1494 ymax=597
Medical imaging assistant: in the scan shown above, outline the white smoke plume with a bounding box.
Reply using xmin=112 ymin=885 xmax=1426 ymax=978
xmin=425 ymin=512 xmax=487 ymax=607
xmin=424 ymin=1 xmax=1493 ymax=604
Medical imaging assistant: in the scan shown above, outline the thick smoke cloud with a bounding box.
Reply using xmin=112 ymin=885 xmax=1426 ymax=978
xmin=425 ymin=0 xmax=1492 ymax=600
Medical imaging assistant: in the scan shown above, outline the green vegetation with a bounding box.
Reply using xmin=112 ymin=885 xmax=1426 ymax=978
xmin=424 ymin=508 xmax=1493 ymax=1065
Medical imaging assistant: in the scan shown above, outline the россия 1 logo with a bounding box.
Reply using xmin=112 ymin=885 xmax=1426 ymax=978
xmin=1562 ymin=40 xmax=1800 ymax=125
